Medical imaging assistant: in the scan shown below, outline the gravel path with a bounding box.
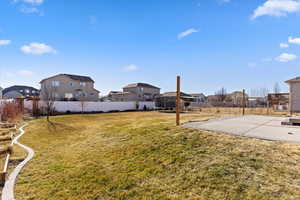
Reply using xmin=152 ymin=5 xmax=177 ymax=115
xmin=1 ymin=123 xmax=34 ymax=200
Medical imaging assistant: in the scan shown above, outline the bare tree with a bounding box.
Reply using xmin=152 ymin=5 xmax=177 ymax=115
xmin=260 ymin=87 xmax=269 ymax=97
xmin=250 ymin=88 xmax=258 ymax=97
xmin=41 ymin=85 xmax=56 ymax=121
xmin=250 ymin=87 xmax=269 ymax=97
xmin=273 ymin=82 xmax=281 ymax=94
xmin=215 ymin=87 xmax=227 ymax=103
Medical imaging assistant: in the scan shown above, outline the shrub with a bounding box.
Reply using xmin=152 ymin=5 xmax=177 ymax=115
xmin=0 ymin=101 xmax=22 ymax=122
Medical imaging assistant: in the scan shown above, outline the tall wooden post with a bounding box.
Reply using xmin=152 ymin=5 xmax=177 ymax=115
xmin=242 ymin=89 xmax=245 ymax=116
xmin=15 ymin=98 xmax=24 ymax=114
xmin=176 ymin=76 xmax=181 ymax=126
xmin=32 ymin=97 xmax=40 ymax=117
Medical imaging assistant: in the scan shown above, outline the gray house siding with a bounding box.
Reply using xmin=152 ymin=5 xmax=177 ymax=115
xmin=123 ymin=87 xmax=160 ymax=101
xmin=40 ymin=74 xmax=100 ymax=101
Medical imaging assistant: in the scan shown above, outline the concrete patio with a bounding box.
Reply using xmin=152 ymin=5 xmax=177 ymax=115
xmin=184 ymin=115 xmax=300 ymax=143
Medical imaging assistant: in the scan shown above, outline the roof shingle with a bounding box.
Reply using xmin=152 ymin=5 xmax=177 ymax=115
xmin=40 ymin=74 xmax=94 ymax=83
xmin=286 ymin=77 xmax=300 ymax=83
xmin=123 ymin=83 xmax=160 ymax=89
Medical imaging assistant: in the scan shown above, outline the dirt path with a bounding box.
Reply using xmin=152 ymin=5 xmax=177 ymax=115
xmin=1 ymin=123 xmax=34 ymax=200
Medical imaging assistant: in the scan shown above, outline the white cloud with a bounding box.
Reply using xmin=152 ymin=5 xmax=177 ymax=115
xmin=280 ymin=43 xmax=289 ymax=48
xmin=24 ymin=0 xmax=43 ymax=4
xmin=20 ymin=43 xmax=57 ymax=55
xmin=18 ymin=70 xmax=34 ymax=76
xmin=124 ymin=64 xmax=139 ymax=72
xmin=288 ymin=36 xmax=300 ymax=45
xmin=177 ymin=28 xmax=199 ymax=39
xmin=251 ymin=0 xmax=300 ymax=19
xmin=276 ymin=53 xmax=297 ymax=62
xmin=20 ymin=6 xmax=43 ymax=15
xmin=13 ymin=0 xmax=43 ymax=5
xmin=0 ymin=40 xmax=11 ymax=46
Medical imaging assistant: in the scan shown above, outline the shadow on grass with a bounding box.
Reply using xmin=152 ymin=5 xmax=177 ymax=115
xmin=46 ymin=120 xmax=76 ymax=133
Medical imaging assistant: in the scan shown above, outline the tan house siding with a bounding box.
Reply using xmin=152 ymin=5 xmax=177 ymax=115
xmin=107 ymin=83 xmax=160 ymax=102
xmin=123 ymin=87 xmax=160 ymax=101
xmin=40 ymin=74 xmax=100 ymax=101
xmin=109 ymin=92 xmax=137 ymax=102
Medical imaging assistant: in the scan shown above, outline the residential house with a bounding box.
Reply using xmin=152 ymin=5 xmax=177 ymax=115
xmin=247 ymin=97 xmax=267 ymax=107
xmin=105 ymin=91 xmax=137 ymax=102
xmin=190 ymin=93 xmax=208 ymax=107
xmin=123 ymin=83 xmax=160 ymax=101
xmin=285 ymin=77 xmax=300 ymax=112
xmin=228 ymin=91 xmax=248 ymax=107
xmin=190 ymin=93 xmax=206 ymax=103
xmin=40 ymin=74 xmax=100 ymax=101
xmin=109 ymin=83 xmax=160 ymax=102
xmin=0 ymin=87 xmax=2 ymax=99
xmin=155 ymin=92 xmax=195 ymax=109
xmin=2 ymin=85 xmax=39 ymax=99
xmin=206 ymin=95 xmax=220 ymax=106
xmin=267 ymin=93 xmax=289 ymax=111
xmin=207 ymin=91 xmax=248 ymax=107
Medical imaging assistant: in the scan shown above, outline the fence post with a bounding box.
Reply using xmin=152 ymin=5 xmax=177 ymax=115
xmin=176 ymin=76 xmax=181 ymax=126
xmin=32 ymin=97 xmax=40 ymax=117
xmin=15 ymin=98 xmax=25 ymax=114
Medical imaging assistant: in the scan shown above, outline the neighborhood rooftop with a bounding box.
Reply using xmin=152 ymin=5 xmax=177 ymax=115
xmin=2 ymin=85 xmax=39 ymax=92
xmin=161 ymin=92 xmax=192 ymax=97
xmin=190 ymin=93 xmax=205 ymax=97
xmin=123 ymin=83 xmax=160 ymax=89
xmin=40 ymin=74 xmax=95 ymax=83
xmin=285 ymin=77 xmax=300 ymax=83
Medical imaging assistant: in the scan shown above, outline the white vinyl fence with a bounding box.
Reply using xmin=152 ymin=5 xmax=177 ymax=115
xmin=24 ymin=100 xmax=156 ymax=113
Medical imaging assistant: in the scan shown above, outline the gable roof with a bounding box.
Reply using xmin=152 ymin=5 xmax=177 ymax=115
xmin=123 ymin=83 xmax=160 ymax=89
xmin=285 ymin=77 xmax=300 ymax=83
xmin=190 ymin=93 xmax=205 ymax=97
xmin=3 ymin=85 xmax=40 ymax=97
xmin=40 ymin=74 xmax=94 ymax=83
xmin=3 ymin=91 xmax=24 ymax=99
xmin=160 ymin=92 xmax=192 ymax=97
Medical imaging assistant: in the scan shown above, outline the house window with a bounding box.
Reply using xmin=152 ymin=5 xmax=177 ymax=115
xmin=25 ymin=89 xmax=30 ymax=93
xmin=20 ymin=90 xmax=23 ymax=93
xmin=52 ymin=81 xmax=60 ymax=87
xmin=32 ymin=90 xmax=36 ymax=94
xmin=77 ymin=91 xmax=86 ymax=97
xmin=70 ymin=82 xmax=74 ymax=87
xmin=80 ymin=82 xmax=86 ymax=87
xmin=65 ymin=93 xmax=73 ymax=99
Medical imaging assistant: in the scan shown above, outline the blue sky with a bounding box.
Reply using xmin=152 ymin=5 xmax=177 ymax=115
xmin=1 ymin=0 xmax=300 ymax=96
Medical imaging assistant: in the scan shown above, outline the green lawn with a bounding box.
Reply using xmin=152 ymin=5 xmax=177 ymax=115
xmin=14 ymin=112 xmax=300 ymax=200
